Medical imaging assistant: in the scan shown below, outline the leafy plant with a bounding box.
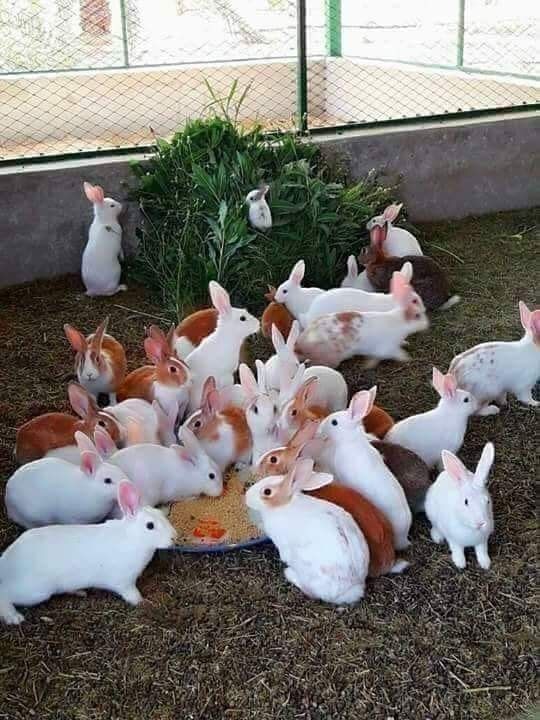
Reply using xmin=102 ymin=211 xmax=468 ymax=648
xmin=129 ymin=86 xmax=393 ymax=318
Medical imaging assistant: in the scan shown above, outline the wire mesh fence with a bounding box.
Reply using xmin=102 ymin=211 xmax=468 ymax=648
xmin=1 ymin=0 xmax=539 ymax=162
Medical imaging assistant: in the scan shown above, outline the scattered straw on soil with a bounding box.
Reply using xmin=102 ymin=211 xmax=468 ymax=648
xmin=0 ymin=209 xmax=538 ymax=720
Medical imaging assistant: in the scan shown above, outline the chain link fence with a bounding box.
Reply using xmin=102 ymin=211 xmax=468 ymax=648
xmin=1 ymin=0 xmax=538 ymax=162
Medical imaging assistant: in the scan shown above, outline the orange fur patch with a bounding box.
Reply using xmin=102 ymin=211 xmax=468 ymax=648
xmin=175 ymin=308 xmax=218 ymax=346
xmin=117 ymin=366 xmax=155 ymax=403
xmin=364 ymin=405 xmax=394 ymax=439
xmin=262 ymin=302 xmax=294 ymax=339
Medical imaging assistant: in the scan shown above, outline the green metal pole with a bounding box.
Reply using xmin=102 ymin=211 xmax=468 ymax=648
xmin=456 ymin=0 xmax=465 ymax=67
xmin=119 ymin=0 xmax=130 ymax=67
xmin=325 ymin=0 xmax=342 ymax=57
xmin=296 ymin=0 xmax=308 ymax=133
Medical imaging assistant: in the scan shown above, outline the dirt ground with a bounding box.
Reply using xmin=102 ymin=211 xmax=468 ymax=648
xmin=0 ymin=209 xmax=538 ymax=720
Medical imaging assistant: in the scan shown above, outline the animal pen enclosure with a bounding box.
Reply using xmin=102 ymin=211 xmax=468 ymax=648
xmin=1 ymin=0 xmax=539 ymax=162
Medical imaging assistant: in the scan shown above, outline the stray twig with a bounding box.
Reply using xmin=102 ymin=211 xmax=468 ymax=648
xmin=427 ymin=243 xmax=465 ymax=263
xmin=113 ymin=304 xmax=172 ymax=324
xmin=463 ymin=685 xmax=512 ymax=694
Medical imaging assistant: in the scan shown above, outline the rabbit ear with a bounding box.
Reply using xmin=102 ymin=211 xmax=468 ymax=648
xmin=383 ymin=202 xmax=402 ymax=223
xmin=286 ymin=320 xmax=300 ymax=349
xmin=298 ymin=437 xmax=327 ymax=460
xmin=265 ymin=285 xmax=277 ymax=302
xmin=298 ymin=377 xmax=318 ymax=406
xmin=93 ymin=426 xmax=117 ymax=458
xmin=239 ymin=363 xmax=259 ymax=400
xmin=290 ymin=457 xmax=332 ymax=493
xmin=530 ymin=309 xmax=540 ymax=339
xmin=347 ymin=255 xmax=358 ymax=279
xmin=289 ymin=420 xmax=320 ymax=448
xmin=64 ymin=324 xmax=87 ymax=353
xmin=271 ymin=324 xmax=286 ymax=353
xmin=144 ymin=337 xmax=167 ymax=365
xmin=166 ymin=324 xmax=176 ymax=351
xmin=74 ymin=430 xmax=97 ymax=454
xmin=83 ymin=182 xmax=104 ymax=204
xmin=80 ymin=451 xmax=101 ymax=476
xmin=209 ymin=281 xmax=231 ymax=316
xmin=91 ymin=316 xmax=109 ymax=352
xmin=118 ymin=481 xmax=141 ymax=518
xmin=441 ymin=450 xmax=469 ymax=485
xmin=289 ymin=260 xmax=305 ymax=285
xmin=68 ymin=383 xmax=98 ymax=419
xmin=432 ymin=367 xmax=446 ymax=397
xmin=474 ymin=442 xmax=494 ymax=487
xmin=443 ymin=373 xmax=457 ymax=398
xmin=200 ymin=376 xmax=217 ymax=407
xmin=125 ymin=416 xmax=145 ymax=445
xmin=518 ymin=301 xmax=531 ymax=331
xmin=349 ymin=387 xmax=376 ymax=421
xmin=400 ymin=261 xmax=413 ymax=282
xmin=390 ymin=271 xmax=411 ymax=307
xmin=255 ymin=359 xmax=267 ymax=392
xmin=299 ymin=470 xmax=334 ymax=492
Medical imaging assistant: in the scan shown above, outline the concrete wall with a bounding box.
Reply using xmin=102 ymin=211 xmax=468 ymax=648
xmin=0 ymin=111 xmax=539 ymax=288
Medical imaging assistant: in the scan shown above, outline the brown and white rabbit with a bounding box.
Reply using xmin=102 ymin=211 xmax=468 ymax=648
xmin=261 ymin=286 xmax=295 ymax=339
xmin=184 ymin=377 xmax=252 ymax=471
xmin=359 ymin=233 xmax=460 ymax=311
xmin=15 ymin=382 xmax=122 ymax=464
xmin=117 ymin=325 xmax=192 ymax=419
xmin=64 ymin=316 xmax=127 ymax=404
xmin=254 ymin=425 xmax=407 ymax=577
xmin=172 ymin=308 xmax=218 ymax=359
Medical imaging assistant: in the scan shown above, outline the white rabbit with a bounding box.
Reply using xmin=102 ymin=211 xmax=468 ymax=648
xmin=6 ymin=432 xmax=127 ymax=529
xmin=318 ymin=387 xmax=412 ymax=549
xmin=449 ymin=301 xmax=540 ymax=415
xmin=425 ymin=443 xmax=495 ymax=570
xmin=184 ymin=377 xmax=252 ymax=471
xmin=239 ymin=362 xmax=280 ymax=464
xmin=185 ymin=281 xmax=260 ymax=411
xmin=245 ymin=458 xmax=369 ymax=604
xmin=341 ymin=255 xmax=375 ymax=292
xmin=296 ymin=271 xmax=429 ymax=369
xmin=274 ymin=260 xmax=324 ymax=319
xmin=246 ymin=185 xmax=272 ymax=231
xmin=81 ymin=182 xmax=126 ymax=297
xmin=300 ymin=262 xmax=419 ymax=328
xmin=386 ymin=367 xmax=478 ymax=468
xmin=366 ymin=202 xmax=423 ymax=256
xmin=265 ymin=322 xmax=348 ymax=412
xmin=93 ymin=425 xmax=222 ymax=507
xmin=0 ymin=482 xmax=176 ymax=625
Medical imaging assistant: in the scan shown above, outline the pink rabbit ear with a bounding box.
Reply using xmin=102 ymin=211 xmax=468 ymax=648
xmin=125 ymin=416 xmax=145 ymax=445
xmin=441 ymin=450 xmax=468 ymax=484
xmin=287 ymin=320 xmax=300 ymax=348
xmin=299 ymin=377 xmax=318 ymax=406
xmin=474 ymin=442 xmax=494 ymax=487
xmin=518 ymin=300 xmax=531 ymax=331
xmin=118 ymin=481 xmax=141 ymax=518
xmin=74 ymin=429 xmax=97 ymax=454
xmin=349 ymin=387 xmax=376 ymax=421
xmin=64 ymin=324 xmax=87 ymax=353
xmin=239 ymin=363 xmax=259 ymax=400
xmin=289 ymin=260 xmax=305 ymax=285
xmin=173 ymin=442 xmax=197 ymax=466
xmin=443 ymin=373 xmax=457 ymax=398
xmin=289 ymin=419 xmax=320 ymax=448
xmin=83 ymin=182 xmax=104 ymax=204
xmin=68 ymin=383 xmax=98 ymax=419
xmin=383 ymin=202 xmax=402 ymax=223
xmin=209 ymin=281 xmax=231 ymax=315
xmin=432 ymin=367 xmax=445 ymax=396
xmin=289 ymin=456 xmax=315 ymax=493
xmin=144 ymin=337 xmax=166 ymax=365
xmin=390 ymin=271 xmax=411 ymax=307
xmin=529 ymin=309 xmax=540 ymax=339
xmin=298 ymin=437 xmax=327 ymax=460
xmin=93 ymin=426 xmax=117 ymax=458
xmin=347 ymin=255 xmax=358 ymax=278
xmin=80 ymin=450 xmax=101 ymax=476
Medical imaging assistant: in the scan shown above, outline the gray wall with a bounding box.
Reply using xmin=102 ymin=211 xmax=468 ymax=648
xmin=1 ymin=112 xmax=539 ymax=288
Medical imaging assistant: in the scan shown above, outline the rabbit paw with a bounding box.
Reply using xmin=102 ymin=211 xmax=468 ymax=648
xmin=450 ymin=544 xmax=466 ymax=569
xmin=475 ymin=543 xmax=491 ymax=570
xmin=1 ymin=605 xmax=24 ymax=625
xmin=477 ymin=404 xmax=500 ymax=416
xmin=430 ymin=527 xmax=444 ymax=544
xmin=120 ymin=586 xmax=143 ymax=606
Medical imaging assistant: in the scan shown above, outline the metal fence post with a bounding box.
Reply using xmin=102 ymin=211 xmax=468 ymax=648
xmin=325 ymin=0 xmax=342 ymax=57
xmin=296 ymin=0 xmax=308 ymax=133
xmin=119 ymin=0 xmax=130 ymax=67
xmin=456 ymin=0 xmax=465 ymax=67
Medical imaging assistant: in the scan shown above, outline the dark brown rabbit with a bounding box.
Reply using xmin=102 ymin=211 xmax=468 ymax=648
xmin=371 ymin=440 xmax=432 ymax=512
xmin=358 ymin=236 xmax=460 ymax=310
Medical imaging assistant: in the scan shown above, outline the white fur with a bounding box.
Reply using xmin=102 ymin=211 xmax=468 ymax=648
xmin=184 ymin=402 xmax=248 ymax=472
xmin=104 ymin=399 xmax=161 ymax=444
xmin=386 ymin=369 xmax=478 ymax=468
xmin=425 ymin=443 xmax=495 ymax=570
xmin=274 ymin=260 xmax=324 ymax=319
xmin=245 ymin=461 xmax=369 ymax=604
xmin=340 ymin=255 xmax=376 ymax=292
xmin=81 ymin=183 xmax=126 ymax=297
xmin=185 ymin=281 xmax=260 ymax=411
xmin=174 ymin=336 xmax=196 ymax=360
xmin=0 ymin=484 xmax=175 ymax=625
xmin=318 ymin=390 xmax=412 ymax=549
xmin=449 ymin=302 xmax=540 ymax=414
xmin=246 ymin=186 xmax=272 ymax=231
xmin=240 ymin=362 xmax=280 ymax=464
xmin=366 ymin=203 xmax=423 ymax=256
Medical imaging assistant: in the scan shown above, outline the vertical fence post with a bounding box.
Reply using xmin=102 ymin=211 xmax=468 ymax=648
xmin=296 ymin=0 xmax=308 ymax=133
xmin=119 ymin=0 xmax=130 ymax=67
xmin=456 ymin=0 xmax=465 ymax=67
xmin=325 ymin=0 xmax=342 ymax=57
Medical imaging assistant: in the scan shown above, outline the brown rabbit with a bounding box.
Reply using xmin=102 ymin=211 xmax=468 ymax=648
xmin=262 ymin=286 xmax=295 ymax=339
xmin=359 ymin=233 xmax=460 ymax=310
xmin=255 ymin=425 xmax=405 ymax=577
xmin=64 ymin=316 xmax=127 ymax=404
xmin=371 ymin=440 xmax=432 ymax=512
xmin=15 ymin=383 xmax=122 ymax=464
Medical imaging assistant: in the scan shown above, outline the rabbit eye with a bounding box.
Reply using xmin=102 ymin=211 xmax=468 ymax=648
xmin=331 ymin=419 xmax=338 ymax=426
xmin=273 ymin=405 xmax=277 ymax=414
xmin=291 ymin=409 xmax=297 ymax=417
xmin=146 ymin=521 xmax=155 ymax=530
xmin=282 ymin=289 xmax=288 ymax=294
xmin=270 ymin=456 xmax=277 ymax=464
xmin=194 ymin=420 xmax=201 ymax=428
xmin=170 ymin=366 xmax=177 ymax=373
xmin=104 ymin=478 xmax=112 ymax=485
xmin=463 ymin=397 xmax=469 ymax=403
xmin=263 ymin=488 xmax=272 ymax=496
xmin=110 ymin=203 xmax=115 ymax=208
xmin=240 ymin=315 xmax=246 ymax=322
xmin=415 ymin=313 xmax=421 ymax=320
xmin=209 ymin=472 xmax=216 ymax=480
xmin=464 ymin=499 xmax=469 ymax=506
xmin=252 ymin=405 xmax=258 ymax=414
xmin=98 ymin=420 xmax=106 ymax=427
